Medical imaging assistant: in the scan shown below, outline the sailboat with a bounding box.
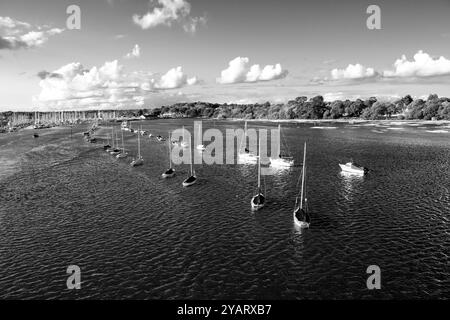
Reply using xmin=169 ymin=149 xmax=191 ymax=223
xmin=109 ymin=127 xmax=121 ymax=155
xmin=250 ymin=136 xmax=265 ymax=210
xmin=130 ymin=126 xmax=144 ymax=167
xmin=162 ymin=131 xmax=176 ymax=178
xmin=196 ymin=123 xmax=206 ymax=151
xmin=180 ymin=125 xmax=188 ymax=148
xmin=182 ymin=139 xmax=197 ymax=187
xmin=238 ymin=121 xmax=258 ymax=163
xmin=270 ymin=124 xmax=294 ymax=167
xmin=116 ymin=130 xmax=128 ymax=159
xmin=293 ymin=142 xmax=311 ymax=228
xmin=103 ymin=134 xmax=111 ymax=151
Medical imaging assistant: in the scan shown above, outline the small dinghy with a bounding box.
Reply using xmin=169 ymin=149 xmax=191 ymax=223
xmin=33 ymin=133 xmax=39 ymax=138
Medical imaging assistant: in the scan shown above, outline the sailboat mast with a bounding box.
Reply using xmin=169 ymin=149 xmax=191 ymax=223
xmin=190 ymin=142 xmax=193 ymax=175
xmin=277 ymin=124 xmax=281 ymax=156
xmin=111 ymin=127 xmax=115 ymax=148
xmin=137 ymin=126 xmax=141 ymax=158
xmin=257 ymin=136 xmax=261 ymax=190
xmin=168 ymin=131 xmax=171 ymax=167
xmin=300 ymin=142 xmax=307 ymax=209
xmin=121 ymin=130 xmax=124 ymax=151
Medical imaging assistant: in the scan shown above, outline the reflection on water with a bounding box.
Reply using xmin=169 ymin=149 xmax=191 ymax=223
xmin=0 ymin=120 xmax=449 ymax=299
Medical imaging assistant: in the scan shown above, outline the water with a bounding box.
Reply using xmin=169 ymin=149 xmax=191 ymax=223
xmin=0 ymin=120 xmax=449 ymax=299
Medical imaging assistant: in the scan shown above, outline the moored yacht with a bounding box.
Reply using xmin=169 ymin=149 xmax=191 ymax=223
xmin=339 ymin=161 xmax=367 ymax=175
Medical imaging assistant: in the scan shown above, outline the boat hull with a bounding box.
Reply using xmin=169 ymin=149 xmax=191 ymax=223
xmin=162 ymin=169 xmax=176 ymax=178
xmin=131 ymin=158 xmax=144 ymax=167
xmin=339 ymin=164 xmax=365 ymax=175
xmin=238 ymin=153 xmax=258 ymax=163
xmin=251 ymin=194 xmax=265 ymax=210
xmin=270 ymin=157 xmax=294 ymax=167
xmin=294 ymin=216 xmax=310 ymax=229
xmin=116 ymin=152 xmax=128 ymax=159
xmin=182 ymin=177 xmax=197 ymax=187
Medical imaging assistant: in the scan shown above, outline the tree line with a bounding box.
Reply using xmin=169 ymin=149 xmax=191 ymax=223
xmin=150 ymin=94 xmax=450 ymax=120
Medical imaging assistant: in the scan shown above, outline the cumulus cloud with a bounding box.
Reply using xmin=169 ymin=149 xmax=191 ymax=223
xmin=331 ymin=63 xmax=376 ymax=80
xmin=383 ymin=50 xmax=450 ymax=78
xmin=132 ymin=0 xmax=206 ymax=33
xmin=125 ymin=44 xmax=141 ymax=59
xmin=35 ymin=60 xmax=198 ymax=110
xmin=0 ymin=16 xmax=64 ymax=50
xmin=154 ymin=66 xmax=197 ymax=89
xmin=217 ymin=57 xmax=288 ymax=84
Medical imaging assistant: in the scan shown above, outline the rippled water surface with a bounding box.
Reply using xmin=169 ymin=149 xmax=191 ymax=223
xmin=0 ymin=120 xmax=449 ymax=299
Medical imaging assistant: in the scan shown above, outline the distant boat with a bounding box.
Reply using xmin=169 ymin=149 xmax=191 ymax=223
xmin=180 ymin=125 xmax=189 ymax=148
xmin=110 ymin=130 xmax=121 ymax=155
xmin=116 ymin=130 xmax=128 ymax=159
xmin=270 ymin=124 xmax=294 ymax=167
xmin=130 ymin=126 xmax=144 ymax=167
xmin=156 ymin=135 xmax=166 ymax=142
xmin=293 ymin=142 xmax=310 ymax=229
xmin=182 ymin=140 xmax=197 ymax=187
xmin=162 ymin=131 xmax=176 ymax=178
xmin=238 ymin=121 xmax=258 ymax=163
xmin=33 ymin=133 xmax=39 ymax=138
xmin=196 ymin=123 xmax=206 ymax=151
xmin=250 ymin=136 xmax=265 ymax=210
xmin=103 ymin=134 xmax=111 ymax=151
xmin=339 ymin=161 xmax=367 ymax=175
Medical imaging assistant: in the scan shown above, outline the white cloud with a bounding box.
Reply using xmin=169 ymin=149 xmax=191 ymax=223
xmin=35 ymin=61 xmax=197 ymax=110
xmin=331 ymin=63 xmax=376 ymax=80
xmin=0 ymin=16 xmax=64 ymax=50
xmin=383 ymin=50 xmax=450 ymax=78
xmin=154 ymin=66 xmax=197 ymax=89
xmin=125 ymin=44 xmax=141 ymax=59
xmin=132 ymin=0 xmax=205 ymax=33
xmin=0 ymin=16 xmax=31 ymax=30
xmin=217 ymin=57 xmax=288 ymax=84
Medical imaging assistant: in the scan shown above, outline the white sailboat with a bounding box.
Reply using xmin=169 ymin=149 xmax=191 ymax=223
xmin=196 ymin=123 xmax=206 ymax=151
xmin=294 ymin=142 xmax=311 ymax=228
xmin=130 ymin=126 xmax=144 ymax=167
xmin=250 ymin=137 xmax=265 ymax=210
xmin=162 ymin=131 xmax=176 ymax=178
xmin=180 ymin=125 xmax=188 ymax=148
xmin=238 ymin=121 xmax=258 ymax=163
xmin=110 ymin=128 xmax=121 ymax=155
xmin=270 ymin=124 xmax=294 ymax=167
xmin=116 ymin=130 xmax=128 ymax=159
xmin=182 ymin=140 xmax=197 ymax=187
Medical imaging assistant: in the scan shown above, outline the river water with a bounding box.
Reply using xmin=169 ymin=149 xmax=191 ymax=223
xmin=0 ymin=120 xmax=449 ymax=299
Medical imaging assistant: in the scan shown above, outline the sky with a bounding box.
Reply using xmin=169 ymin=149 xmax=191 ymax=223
xmin=0 ymin=0 xmax=450 ymax=111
